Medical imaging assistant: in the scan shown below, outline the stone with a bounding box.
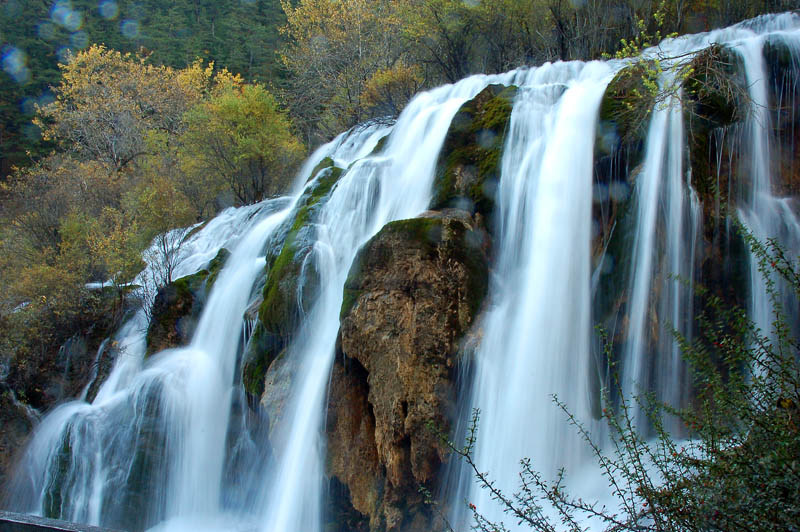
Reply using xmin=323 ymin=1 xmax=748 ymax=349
xmin=330 ymin=211 xmax=490 ymax=530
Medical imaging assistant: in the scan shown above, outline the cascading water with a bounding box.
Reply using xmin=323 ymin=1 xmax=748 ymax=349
xmin=6 ymin=198 xmax=294 ymax=531
xmin=446 ymin=60 xmax=615 ymax=530
xmin=256 ymin=71 xmax=525 ymax=532
xmin=5 ymin=69 xmax=523 ymax=532
xmin=736 ymin=30 xmax=800 ymax=348
xmin=448 ymin=13 xmax=800 ymax=531
xmin=4 ymin=12 xmax=800 ymax=532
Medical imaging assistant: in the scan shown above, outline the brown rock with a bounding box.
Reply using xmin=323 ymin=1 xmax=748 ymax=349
xmin=330 ymin=211 xmax=490 ymax=530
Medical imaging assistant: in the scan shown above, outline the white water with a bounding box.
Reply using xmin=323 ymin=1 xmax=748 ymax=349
xmin=257 ymin=71 xmax=523 ymax=532
xmin=447 ymin=60 xmax=613 ymax=530
xmin=6 ymin=12 xmax=800 ymax=532
xmin=450 ymin=13 xmax=800 ymax=531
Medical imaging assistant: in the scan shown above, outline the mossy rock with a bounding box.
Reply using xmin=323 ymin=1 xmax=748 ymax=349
xmin=241 ymin=322 xmax=282 ymax=402
xmin=370 ymin=133 xmax=390 ymax=156
xmin=145 ymin=247 xmax=230 ymax=356
xmin=683 ymin=44 xmax=745 ymax=130
xmin=597 ymin=62 xmax=657 ymax=155
xmin=206 ymin=247 xmax=231 ymax=288
xmin=683 ymin=44 xmax=746 ymax=204
xmin=249 ymin=162 xmax=346 ymax=403
xmin=259 ymin=163 xmax=343 ymax=336
xmin=42 ymin=425 xmax=74 ymax=519
xmin=430 ymin=84 xmax=518 ymax=221
xmin=336 ymin=212 xmax=490 ymax=532
xmin=341 ymin=214 xmax=489 ymax=324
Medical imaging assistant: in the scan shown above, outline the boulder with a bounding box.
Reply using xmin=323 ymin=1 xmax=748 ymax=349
xmin=430 ymin=84 xmax=518 ymax=223
xmin=145 ymin=248 xmax=230 ymax=356
xmin=330 ymin=210 xmax=490 ymax=531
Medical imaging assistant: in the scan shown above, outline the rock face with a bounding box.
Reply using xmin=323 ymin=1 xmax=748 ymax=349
xmin=145 ymin=247 xmax=230 ymax=355
xmin=0 ymin=392 xmax=35 ymax=490
xmin=0 ymin=288 xmax=122 ymax=495
xmin=430 ymin=83 xmax=518 ymax=223
xmin=589 ymin=41 xmax=800 ymax=412
xmin=329 ymin=211 xmax=490 ymax=531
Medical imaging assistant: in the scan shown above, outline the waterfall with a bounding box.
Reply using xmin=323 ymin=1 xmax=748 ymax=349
xmin=449 ymin=13 xmax=800 ymax=531
xmin=256 ymin=72 xmax=522 ymax=532
xmin=5 ymin=12 xmax=800 ymax=532
xmin=6 ymin=198 xmax=293 ymax=530
xmin=445 ymin=60 xmax=613 ymax=529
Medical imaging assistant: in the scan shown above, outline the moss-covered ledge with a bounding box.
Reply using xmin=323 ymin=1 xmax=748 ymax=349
xmin=242 ymin=159 xmax=346 ymax=401
xmin=145 ymin=247 xmax=230 ymax=356
xmin=682 ymin=43 xmax=747 ymax=204
xmin=430 ymin=84 xmax=518 ymax=222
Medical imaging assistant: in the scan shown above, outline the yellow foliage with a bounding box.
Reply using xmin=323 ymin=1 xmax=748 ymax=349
xmin=37 ymin=45 xmax=198 ymax=169
xmin=279 ymin=0 xmax=407 ymax=135
xmin=179 ymin=83 xmax=304 ymax=204
xmin=362 ymin=62 xmax=422 ymax=116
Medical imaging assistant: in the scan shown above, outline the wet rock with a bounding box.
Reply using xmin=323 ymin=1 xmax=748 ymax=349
xmin=683 ymin=43 xmax=747 ymax=203
xmin=764 ymin=37 xmax=800 ymax=197
xmin=145 ymin=248 xmax=230 ymax=356
xmin=430 ymin=84 xmax=518 ymax=223
xmin=330 ymin=211 xmax=490 ymax=531
xmin=247 ymin=161 xmax=345 ymax=407
xmin=598 ymin=62 xmax=657 ymax=154
xmin=0 ymin=391 xmax=35 ymax=490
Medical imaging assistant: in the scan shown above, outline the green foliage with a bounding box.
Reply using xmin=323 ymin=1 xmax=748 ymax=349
xmin=179 ymin=83 xmax=304 ymax=205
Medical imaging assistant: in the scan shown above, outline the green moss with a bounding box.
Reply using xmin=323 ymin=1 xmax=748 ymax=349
xmin=206 ymin=247 xmax=231 ymax=288
xmin=241 ymin=322 xmax=283 ymax=398
xmin=311 ymin=156 xmax=335 ymax=179
xmin=258 ymin=161 xmax=346 ymax=344
xmin=340 ymin=216 xmax=489 ymax=323
xmin=173 ymin=269 xmax=207 ymax=297
xmin=430 ymin=84 xmax=518 ymax=219
xmin=598 ymin=63 xmax=656 ymax=149
xmin=250 ymin=159 xmax=346 ymax=398
xmin=367 ymin=133 xmax=390 ymax=157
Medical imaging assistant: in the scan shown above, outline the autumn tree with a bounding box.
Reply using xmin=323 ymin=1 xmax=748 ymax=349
xmin=35 ymin=45 xmax=204 ymax=171
xmin=179 ymin=83 xmax=304 ymax=205
xmin=279 ymin=0 xmax=408 ymax=139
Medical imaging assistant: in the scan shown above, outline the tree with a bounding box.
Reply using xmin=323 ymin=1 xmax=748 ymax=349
xmin=362 ymin=62 xmax=423 ymax=118
xmin=279 ymin=0 xmax=407 ymax=140
xmin=400 ymin=0 xmax=479 ymax=83
xmin=179 ymin=83 xmax=304 ymax=205
xmin=36 ymin=45 xmax=203 ymax=171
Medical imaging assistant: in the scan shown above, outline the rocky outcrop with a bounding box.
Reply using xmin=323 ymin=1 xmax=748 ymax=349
xmin=0 ymin=287 xmax=122 ymax=485
xmin=430 ymin=84 xmax=518 ymax=224
xmin=0 ymin=391 xmax=36 ymax=490
xmin=590 ymin=41 xmax=800 ymax=408
xmin=328 ymin=210 xmax=490 ymax=531
xmin=764 ymin=36 xmax=800 ymax=197
xmin=145 ymin=247 xmax=230 ymax=355
xmin=243 ymin=158 xmax=345 ymax=403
